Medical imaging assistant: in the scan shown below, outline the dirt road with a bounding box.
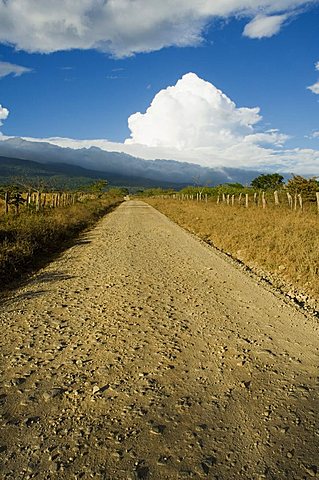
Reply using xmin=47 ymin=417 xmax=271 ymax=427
xmin=0 ymin=200 xmax=318 ymax=479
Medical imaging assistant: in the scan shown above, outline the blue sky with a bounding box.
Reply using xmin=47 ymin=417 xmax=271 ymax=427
xmin=0 ymin=1 xmax=318 ymax=173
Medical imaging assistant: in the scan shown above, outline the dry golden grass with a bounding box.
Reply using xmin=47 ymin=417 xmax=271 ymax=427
xmin=0 ymin=195 xmax=123 ymax=286
xmin=146 ymin=198 xmax=319 ymax=302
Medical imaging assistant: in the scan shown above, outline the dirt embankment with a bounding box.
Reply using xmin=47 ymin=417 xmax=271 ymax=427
xmin=0 ymin=200 xmax=318 ymax=479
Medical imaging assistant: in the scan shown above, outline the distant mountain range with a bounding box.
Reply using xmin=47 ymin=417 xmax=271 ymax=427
xmin=0 ymin=155 xmax=179 ymax=189
xmin=0 ymin=137 xmax=264 ymax=189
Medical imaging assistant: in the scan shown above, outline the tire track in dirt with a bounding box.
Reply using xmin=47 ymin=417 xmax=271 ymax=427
xmin=0 ymin=200 xmax=318 ymax=479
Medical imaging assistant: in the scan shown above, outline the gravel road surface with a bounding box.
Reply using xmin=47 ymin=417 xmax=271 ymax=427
xmin=0 ymin=200 xmax=318 ymax=479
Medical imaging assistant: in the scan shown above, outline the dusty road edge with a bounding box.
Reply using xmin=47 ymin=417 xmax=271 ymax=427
xmin=147 ymin=201 xmax=319 ymax=322
xmin=0 ymin=200 xmax=123 ymax=300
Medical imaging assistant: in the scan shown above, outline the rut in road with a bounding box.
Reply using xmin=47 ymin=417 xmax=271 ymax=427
xmin=0 ymin=200 xmax=318 ymax=480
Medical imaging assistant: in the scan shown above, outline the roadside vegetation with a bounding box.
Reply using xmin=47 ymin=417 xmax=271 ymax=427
xmin=142 ymin=174 xmax=319 ymax=305
xmin=0 ymin=182 xmax=125 ymax=287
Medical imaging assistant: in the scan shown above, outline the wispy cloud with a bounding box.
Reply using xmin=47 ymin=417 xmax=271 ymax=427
xmin=307 ymin=60 xmax=319 ymax=94
xmin=106 ymin=74 xmax=126 ymax=80
xmin=308 ymin=82 xmax=319 ymax=94
xmin=308 ymin=131 xmax=319 ymax=139
xmin=243 ymin=14 xmax=288 ymax=39
xmin=0 ymin=61 xmax=32 ymax=79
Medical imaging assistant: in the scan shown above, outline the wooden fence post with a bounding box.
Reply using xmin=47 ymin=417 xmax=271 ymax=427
xmin=238 ymin=193 xmax=242 ymax=205
xmin=245 ymin=194 xmax=249 ymax=208
xmin=226 ymin=194 xmax=230 ymax=205
xmin=294 ymin=194 xmax=297 ymax=211
xmin=253 ymin=192 xmax=258 ymax=205
xmin=274 ymin=191 xmax=279 ymax=205
xmin=35 ymin=192 xmax=41 ymax=212
xmin=298 ymin=194 xmax=303 ymax=211
xmin=217 ymin=195 xmax=220 ymax=204
xmin=4 ymin=191 xmax=9 ymax=214
xmin=287 ymin=192 xmax=293 ymax=209
xmin=262 ymin=191 xmax=266 ymax=209
xmin=231 ymin=194 xmax=235 ymax=206
xmin=15 ymin=195 xmax=19 ymax=215
xmin=316 ymin=192 xmax=319 ymax=214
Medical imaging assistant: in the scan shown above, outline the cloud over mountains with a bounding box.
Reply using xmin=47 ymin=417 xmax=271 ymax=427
xmin=0 ymin=73 xmax=318 ymax=174
xmin=0 ymin=1 xmax=316 ymax=56
xmin=0 ymin=136 xmax=265 ymax=187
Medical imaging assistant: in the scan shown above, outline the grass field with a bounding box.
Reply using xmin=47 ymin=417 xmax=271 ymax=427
xmin=146 ymin=197 xmax=319 ymax=305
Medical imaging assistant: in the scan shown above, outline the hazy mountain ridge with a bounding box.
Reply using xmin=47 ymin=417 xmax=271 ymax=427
xmin=0 ymin=137 xmax=264 ymax=187
xmin=0 ymin=155 xmax=184 ymax=189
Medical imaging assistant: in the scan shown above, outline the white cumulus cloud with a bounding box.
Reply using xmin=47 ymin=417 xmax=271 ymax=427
xmin=125 ymin=73 xmax=262 ymax=149
xmin=243 ymin=14 xmax=288 ymax=38
xmin=0 ymin=61 xmax=32 ymax=78
xmin=0 ymin=104 xmax=9 ymax=127
xmin=121 ymin=73 xmax=316 ymax=172
xmin=0 ymin=1 xmax=316 ymax=56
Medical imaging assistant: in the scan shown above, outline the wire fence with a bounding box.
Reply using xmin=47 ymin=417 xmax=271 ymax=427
xmin=156 ymin=190 xmax=319 ymax=214
xmin=0 ymin=191 xmax=97 ymax=216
